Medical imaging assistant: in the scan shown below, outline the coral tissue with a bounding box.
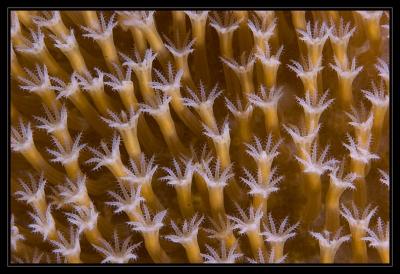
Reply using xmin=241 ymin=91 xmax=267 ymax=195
xmin=10 ymin=10 xmax=390 ymax=264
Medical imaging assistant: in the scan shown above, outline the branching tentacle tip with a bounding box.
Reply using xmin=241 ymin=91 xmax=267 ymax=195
xmin=228 ymin=205 xmax=264 ymax=234
xmin=262 ymin=213 xmax=299 ymax=244
xmin=81 ymin=12 xmax=117 ymax=41
xmin=127 ymin=203 xmax=167 ymax=233
xmin=92 ymin=229 xmax=142 ymax=263
xmin=340 ymin=202 xmax=378 ymax=230
xmin=201 ymin=241 xmax=243 ymax=263
xmin=165 ymin=213 xmax=204 ymax=244
xmin=197 ymin=159 xmax=234 ymax=189
xmin=65 ymin=202 xmax=99 ymax=233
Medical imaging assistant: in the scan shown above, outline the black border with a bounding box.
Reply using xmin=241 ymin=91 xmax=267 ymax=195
xmin=1 ymin=1 xmax=399 ymax=271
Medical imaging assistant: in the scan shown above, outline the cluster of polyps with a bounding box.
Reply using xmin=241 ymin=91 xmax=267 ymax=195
xmin=10 ymin=10 xmax=389 ymax=264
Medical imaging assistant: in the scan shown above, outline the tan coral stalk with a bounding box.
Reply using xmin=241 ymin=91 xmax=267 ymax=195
xmin=101 ymin=108 xmax=141 ymax=162
xmin=35 ymin=103 xmax=72 ymax=148
xmin=362 ymin=82 xmax=389 ymax=152
xmin=345 ymin=104 xmax=374 ymax=151
xmin=51 ymin=29 xmax=88 ymax=74
xmin=221 ymin=53 xmax=255 ymax=97
xmin=120 ymin=155 xmax=164 ymax=211
xmin=81 ymin=12 xmax=120 ymax=70
xmin=122 ymin=11 xmax=169 ymax=66
xmin=296 ymin=89 xmax=334 ymax=133
xmin=341 ymin=203 xmax=377 ymax=263
xmin=204 ymin=215 xmax=239 ymax=250
xmin=245 ymin=134 xmax=282 ymax=185
xmin=375 ymin=58 xmax=389 ymax=94
xmin=65 ymin=202 xmax=104 ymax=246
xmin=262 ymin=214 xmax=299 ymax=262
xmin=46 ymin=133 xmax=86 ymax=181
xmin=248 ymin=85 xmax=283 ymax=137
xmin=11 ymin=11 xmax=24 ymax=47
xmin=10 ymin=102 xmax=21 ymax=124
xmin=15 ymin=173 xmax=48 ymax=217
xmin=183 ymin=81 xmax=223 ymax=134
xmin=283 ymin=123 xmax=320 ymax=162
xmin=203 ymin=118 xmax=244 ymax=203
xmin=141 ymin=92 xmax=187 ymax=155
xmin=210 ymin=12 xmax=240 ymax=59
xmin=74 ymin=69 xmax=116 ymax=116
xmin=131 ymin=28 xmax=148 ymax=55
xmin=164 ymin=33 xmax=196 ymax=88
xmin=310 ymin=228 xmax=350 ymax=263
xmin=121 ymin=48 xmax=158 ymax=103
xmin=50 ymin=74 xmax=111 ymax=136
xmin=325 ymin=161 xmax=357 ymax=231
xmin=172 ymin=11 xmax=187 ymax=38
xmin=16 ymin=10 xmax=37 ymax=28
xmin=198 ymin=159 xmax=234 ymax=219
xmin=241 ymin=167 xmax=282 ymax=215
xmin=291 ymin=11 xmax=307 ymax=31
xmin=233 ymin=11 xmax=252 ymax=52
xmin=296 ymin=21 xmax=331 ymax=68
xmin=189 ymin=145 xmax=213 ymax=210
xmin=150 ymin=63 xmax=202 ymax=135
xmin=15 ymin=28 xmax=68 ymax=79
xmin=11 ymin=119 xmax=65 ymax=185
xmin=161 ymin=159 xmax=196 ymax=218
xmin=362 ymin=217 xmax=389 ymax=263
xmin=304 ymin=173 xmax=322 ymax=225
xmin=255 ymin=43 xmax=283 ymax=89
xmin=117 ymin=12 xmax=148 ymax=55
xmin=248 ymin=15 xmax=277 ymax=51
xmin=18 ymin=64 xmax=61 ymax=110
xmin=10 ymin=44 xmax=26 ymax=79
xmin=106 ymin=183 xmax=144 ymax=223
xmin=103 ymin=63 xmax=161 ymax=152
xmin=343 ymin=133 xmax=379 ymax=208
xmin=330 ymin=57 xmax=363 ymax=108
xmin=225 ymin=98 xmax=253 ymax=143
xmin=329 ymin=18 xmax=356 ymax=69
xmin=291 ymin=11 xmax=307 ymax=57
xmin=33 ymin=11 xmax=69 ymax=37
xmin=295 ymin=142 xmax=337 ymax=226
xmin=82 ymin=11 xmax=101 ymax=30
xmin=86 ymin=134 xmax=128 ymax=180
xmin=185 ymin=11 xmax=211 ymax=84
xmin=104 ymin=64 xmax=138 ymax=110
xmin=287 ymin=57 xmax=323 ymax=99
xmin=142 ymin=232 xmax=169 ymax=263
xmin=229 ymin=205 xmax=266 ymax=258
xmin=165 ymin=214 xmax=204 ymax=263
xmin=128 ymin=205 xmax=170 ymax=263
xmin=209 ymin=12 xmax=241 ymax=95
xmin=356 ymin=11 xmax=383 ymax=49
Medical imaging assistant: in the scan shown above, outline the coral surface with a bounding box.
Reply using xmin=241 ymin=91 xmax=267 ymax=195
xmin=10 ymin=10 xmax=390 ymax=264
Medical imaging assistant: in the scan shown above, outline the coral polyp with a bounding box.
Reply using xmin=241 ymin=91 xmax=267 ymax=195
xmin=10 ymin=9 xmax=390 ymax=264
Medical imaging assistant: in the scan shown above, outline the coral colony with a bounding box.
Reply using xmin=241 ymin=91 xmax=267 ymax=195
xmin=10 ymin=10 xmax=389 ymax=264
